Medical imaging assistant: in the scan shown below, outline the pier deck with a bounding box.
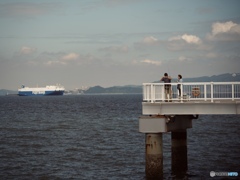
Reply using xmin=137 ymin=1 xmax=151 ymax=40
xmin=143 ymin=100 xmax=240 ymax=115
xmin=142 ymin=82 xmax=240 ymax=115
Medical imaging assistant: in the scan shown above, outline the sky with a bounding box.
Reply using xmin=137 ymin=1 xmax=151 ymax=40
xmin=0 ymin=0 xmax=240 ymax=90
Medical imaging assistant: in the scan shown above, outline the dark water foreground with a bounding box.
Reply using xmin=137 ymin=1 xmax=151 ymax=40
xmin=0 ymin=95 xmax=239 ymax=179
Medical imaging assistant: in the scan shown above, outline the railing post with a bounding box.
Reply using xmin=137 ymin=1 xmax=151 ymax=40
xmin=211 ymin=82 xmax=213 ymax=102
xmin=204 ymin=84 xmax=207 ymax=101
xmin=181 ymin=84 xmax=183 ymax=102
xmin=146 ymin=84 xmax=149 ymax=102
xmin=232 ymin=84 xmax=234 ymax=101
xmin=143 ymin=84 xmax=145 ymax=101
xmin=162 ymin=85 xmax=165 ymax=102
xmin=151 ymin=84 xmax=154 ymax=103
xmin=153 ymin=84 xmax=156 ymax=102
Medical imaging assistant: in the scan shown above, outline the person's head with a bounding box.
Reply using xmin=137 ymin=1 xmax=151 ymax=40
xmin=178 ymin=74 xmax=182 ymax=79
xmin=164 ymin=73 xmax=168 ymax=76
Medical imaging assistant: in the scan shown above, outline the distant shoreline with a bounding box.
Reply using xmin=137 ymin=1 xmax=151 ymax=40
xmin=1 ymin=73 xmax=240 ymax=95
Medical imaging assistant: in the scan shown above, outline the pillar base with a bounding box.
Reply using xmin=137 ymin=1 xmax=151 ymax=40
xmin=171 ymin=130 xmax=188 ymax=177
xmin=145 ymin=133 xmax=163 ymax=179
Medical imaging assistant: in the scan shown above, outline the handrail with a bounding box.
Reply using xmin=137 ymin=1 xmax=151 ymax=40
xmin=143 ymin=82 xmax=240 ymax=103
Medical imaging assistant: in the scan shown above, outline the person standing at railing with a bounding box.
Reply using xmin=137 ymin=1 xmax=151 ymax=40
xmin=177 ymin=74 xmax=183 ymax=97
xmin=161 ymin=73 xmax=172 ymax=102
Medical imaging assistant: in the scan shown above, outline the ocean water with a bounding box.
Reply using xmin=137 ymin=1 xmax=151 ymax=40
xmin=0 ymin=95 xmax=239 ymax=179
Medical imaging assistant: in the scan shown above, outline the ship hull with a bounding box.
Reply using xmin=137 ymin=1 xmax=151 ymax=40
xmin=18 ymin=85 xmax=65 ymax=96
xmin=18 ymin=90 xmax=64 ymax=96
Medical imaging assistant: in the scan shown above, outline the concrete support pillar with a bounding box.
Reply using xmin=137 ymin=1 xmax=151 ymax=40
xmin=145 ymin=133 xmax=163 ymax=179
xmin=171 ymin=129 xmax=188 ymax=177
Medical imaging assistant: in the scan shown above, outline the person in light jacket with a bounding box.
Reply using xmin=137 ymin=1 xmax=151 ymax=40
xmin=177 ymin=74 xmax=183 ymax=97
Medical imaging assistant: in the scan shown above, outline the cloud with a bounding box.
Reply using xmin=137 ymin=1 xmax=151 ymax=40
xmin=134 ymin=36 xmax=161 ymax=50
xmin=167 ymin=34 xmax=203 ymax=51
xmin=212 ymin=21 xmax=240 ymax=35
xmin=143 ymin=36 xmax=158 ymax=44
xmin=44 ymin=60 xmax=66 ymax=66
xmin=169 ymin=34 xmax=202 ymax=45
xmin=43 ymin=52 xmax=80 ymax=66
xmin=182 ymin=34 xmax=202 ymax=44
xmin=141 ymin=59 xmax=162 ymax=66
xmin=20 ymin=46 xmax=37 ymax=55
xmin=41 ymin=52 xmax=103 ymax=67
xmin=207 ymin=21 xmax=240 ymax=41
xmin=134 ymin=34 xmax=206 ymax=52
xmin=62 ymin=53 xmax=79 ymax=61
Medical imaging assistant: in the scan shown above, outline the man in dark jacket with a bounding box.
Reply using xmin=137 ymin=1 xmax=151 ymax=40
xmin=160 ymin=73 xmax=172 ymax=102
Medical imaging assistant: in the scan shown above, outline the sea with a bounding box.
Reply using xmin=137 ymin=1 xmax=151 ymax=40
xmin=0 ymin=94 xmax=239 ymax=180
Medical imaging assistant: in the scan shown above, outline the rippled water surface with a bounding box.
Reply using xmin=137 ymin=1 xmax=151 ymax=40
xmin=0 ymin=95 xmax=239 ymax=179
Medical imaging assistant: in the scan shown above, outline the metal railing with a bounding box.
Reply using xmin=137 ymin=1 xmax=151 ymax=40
xmin=143 ymin=82 xmax=240 ymax=103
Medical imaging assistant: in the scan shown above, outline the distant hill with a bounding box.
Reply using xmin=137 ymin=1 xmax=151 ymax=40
xmin=184 ymin=73 xmax=240 ymax=82
xmin=84 ymin=85 xmax=142 ymax=94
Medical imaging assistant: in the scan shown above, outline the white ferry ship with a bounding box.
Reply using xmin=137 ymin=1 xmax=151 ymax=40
xmin=18 ymin=84 xmax=65 ymax=96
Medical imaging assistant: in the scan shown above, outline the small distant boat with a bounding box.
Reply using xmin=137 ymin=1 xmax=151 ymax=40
xmin=18 ymin=84 xmax=65 ymax=96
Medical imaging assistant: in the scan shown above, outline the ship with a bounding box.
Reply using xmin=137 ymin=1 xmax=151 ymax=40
xmin=18 ymin=84 xmax=65 ymax=96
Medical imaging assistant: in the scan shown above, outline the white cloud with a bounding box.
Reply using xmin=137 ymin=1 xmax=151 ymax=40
xmin=62 ymin=53 xmax=79 ymax=61
xmin=143 ymin=36 xmax=158 ymax=44
xmin=53 ymin=52 xmax=82 ymax=65
xmin=207 ymin=21 xmax=240 ymax=41
xmin=44 ymin=60 xmax=66 ymax=66
xmin=182 ymin=34 xmax=201 ymax=44
xmin=20 ymin=46 xmax=37 ymax=55
xmin=141 ymin=59 xmax=162 ymax=65
xmin=168 ymin=36 xmax=181 ymax=41
xmin=134 ymin=36 xmax=162 ymax=50
xmin=39 ymin=52 xmax=79 ymax=66
xmin=38 ymin=52 xmax=102 ymax=67
xmin=167 ymin=34 xmax=205 ymax=51
xmin=169 ymin=34 xmax=201 ymax=45
xmin=212 ymin=21 xmax=240 ymax=35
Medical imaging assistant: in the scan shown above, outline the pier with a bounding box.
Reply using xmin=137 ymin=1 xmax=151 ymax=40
xmin=139 ymin=82 xmax=240 ymax=178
